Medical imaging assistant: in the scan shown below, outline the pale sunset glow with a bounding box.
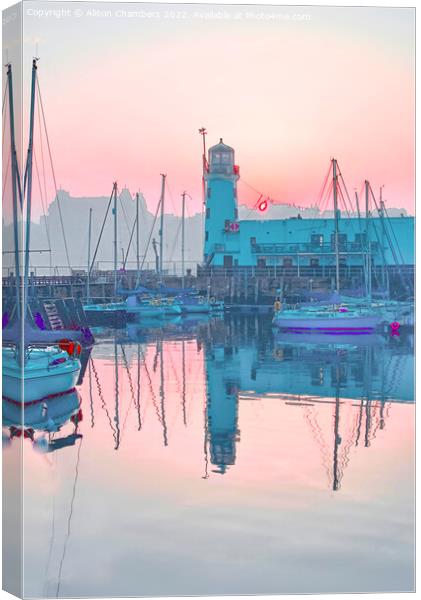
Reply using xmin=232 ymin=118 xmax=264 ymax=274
xmin=18 ymin=2 xmax=414 ymax=216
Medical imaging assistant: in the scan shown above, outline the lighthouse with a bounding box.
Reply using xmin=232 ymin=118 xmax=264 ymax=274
xmin=204 ymin=139 xmax=239 ymax=265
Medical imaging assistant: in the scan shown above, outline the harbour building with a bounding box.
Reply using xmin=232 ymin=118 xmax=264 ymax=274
xmin=202 ymin=139 xmax=414 ymax=297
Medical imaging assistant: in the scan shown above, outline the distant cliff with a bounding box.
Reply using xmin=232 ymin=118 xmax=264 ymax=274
xmin=11 ymin=189 xmax=204 ymax=276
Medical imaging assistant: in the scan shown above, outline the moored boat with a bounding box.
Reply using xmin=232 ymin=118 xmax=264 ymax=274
xmin=2 ymin=345 xmax=81 ymax=404
xmin=272 ymin=160 xmax=383 ymax=334
xmin=273 ymin=304 xmax=382 ymax=334
xmin=83 ymin=301 xmax=127 ymax=325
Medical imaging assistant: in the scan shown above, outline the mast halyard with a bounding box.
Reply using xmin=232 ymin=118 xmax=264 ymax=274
xmin=158 ymin=173 xmax=166 ymax=282
xmin=332 ymin=158 xmax=340 ymax=294
xmin=23 ymin=58 xmax=38 ymax=323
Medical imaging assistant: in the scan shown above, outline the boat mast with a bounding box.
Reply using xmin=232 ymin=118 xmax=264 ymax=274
xmin=135 ymin=191 xmax=140 ymax=287
xmin=332 ymin=364 xmax=342 ymax=492
xmin=158 ymin=173 xmax=166 ymax=281
xmin=114 ymin=341 xmax=120 ymax=450
xmin=6 ymin=63 xmax=22 ymax=321
xmin=332 ymin=158 xmax=340 ymax=293
xmin=379 ymin=185 xmax=388 ymax=296
xmin=113 ymin=181 xmax=118 ymax=297
xmin=181 ymin=191 xmax=186 ymax=289
xmin=152 ymin=238 xmax=159 ymax=274
xmin=355 ymin=190 xmax=369 ymax=299
xmin=365 ymin=180 xmax=372 ymax=306
xmin=23 ymin=58 xmax=38 ymax=322
xmin=87 ymin=207 xmax=92 ymax=302
xmin=159 ymin=340 xmax=168 ymax=446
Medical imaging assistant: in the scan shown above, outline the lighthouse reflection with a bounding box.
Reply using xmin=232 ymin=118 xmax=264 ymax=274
xmin=205 ymin=345 xmax=240 ymax=474
xmin=201 ymin=316 xmax=413 ymax=486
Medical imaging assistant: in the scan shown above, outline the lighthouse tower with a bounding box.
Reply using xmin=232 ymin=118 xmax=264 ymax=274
xmin=204 ymin=139 xmax=239 ymax=264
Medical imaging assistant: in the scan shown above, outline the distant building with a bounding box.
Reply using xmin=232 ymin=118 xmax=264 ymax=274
xmin=203 ymin=139 xmax=414 ymax=270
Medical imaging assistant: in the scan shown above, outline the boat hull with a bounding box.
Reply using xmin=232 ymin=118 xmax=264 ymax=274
xmin=2 ymin=350 xmax=81 ymax=404
xmin=3 ymin=388 xmax=81 ymax=430
xmin=127 ymin=306 xmax=166 ymax=318
xmin=179 ymin=303 xmax=211 ymax=314
xmin=83 ymin=303 xmax=127 ymax=326
xmin=272 ymin=314 xmax=382 ymax=333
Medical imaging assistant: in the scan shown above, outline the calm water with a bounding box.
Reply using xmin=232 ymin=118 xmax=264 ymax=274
xmin=3 ymin=316 xmax=415 ymax=597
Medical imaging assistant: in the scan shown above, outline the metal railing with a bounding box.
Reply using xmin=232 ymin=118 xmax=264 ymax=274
xmin=2 ymin=259 xmax=201 ymax=280
xmin=250 ymin=241 xmax=379 ymax=254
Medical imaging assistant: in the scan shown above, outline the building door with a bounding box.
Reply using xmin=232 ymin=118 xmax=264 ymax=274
xmin=223 ymin=255 xmax=233 ymax=268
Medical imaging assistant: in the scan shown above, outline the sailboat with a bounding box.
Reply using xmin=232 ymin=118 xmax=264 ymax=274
xmin=83 ymin=182 xmax=128 ymax=324
xmin=171 ymin=191 xmax=224 ymax=315
xmin=2 ymin=60 xmax=81 ymax=404
xmin=124 ymin=175 xmax=182 ymax=319
xmin=272 ymin=159 xmax=382 ymax=334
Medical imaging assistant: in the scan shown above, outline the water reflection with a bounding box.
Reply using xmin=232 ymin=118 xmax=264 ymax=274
xmin=3 ymin=315 xmax=414 ymax=596
xmin=3 ymin=389 xmax=83 ymax=452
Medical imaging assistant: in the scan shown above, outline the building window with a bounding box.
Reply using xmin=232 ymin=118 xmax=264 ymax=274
xmin=205 ymin=231 xmax=209 ymax=241
xmin=222 ymin=152 xmax=231 ymax=163
xmin=331 ymin=233 xmax=347 ymax=249
xmin=234 ymin=208 xmax=238 ymax=219
xmin=224 ymin=219 xmax=230 ymax=231
xmin=250 ymin=237 xmax=256 ymax=246
xmin=311 ymin=234 xmax=324 ymax=247
xmin=310 ymin=258 xmax=319 ymax=267
xmin=212 ymin=152 xmax=221 ymax=164
xmin=207 ymin=187 xmax=211 ymax=198
xmin=355 ymin=232 xmax=367 ymax=246
xmin=206 ymin=207 xmax=210 ymax=219
xmin=257 ymin=258 xmax=266 ymax=268
xmin=283 ymin=258 xmax=293 ymax=267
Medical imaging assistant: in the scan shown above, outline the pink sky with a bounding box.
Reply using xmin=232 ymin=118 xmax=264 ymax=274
xmin=18 ymin=4 xmax=414 ymax=216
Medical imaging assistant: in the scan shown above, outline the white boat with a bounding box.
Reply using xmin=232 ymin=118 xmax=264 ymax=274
xmin=2 ymin=346 xmax=81 ymax=404
xmin=273 ymin=302 xmax=382 ymax=333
